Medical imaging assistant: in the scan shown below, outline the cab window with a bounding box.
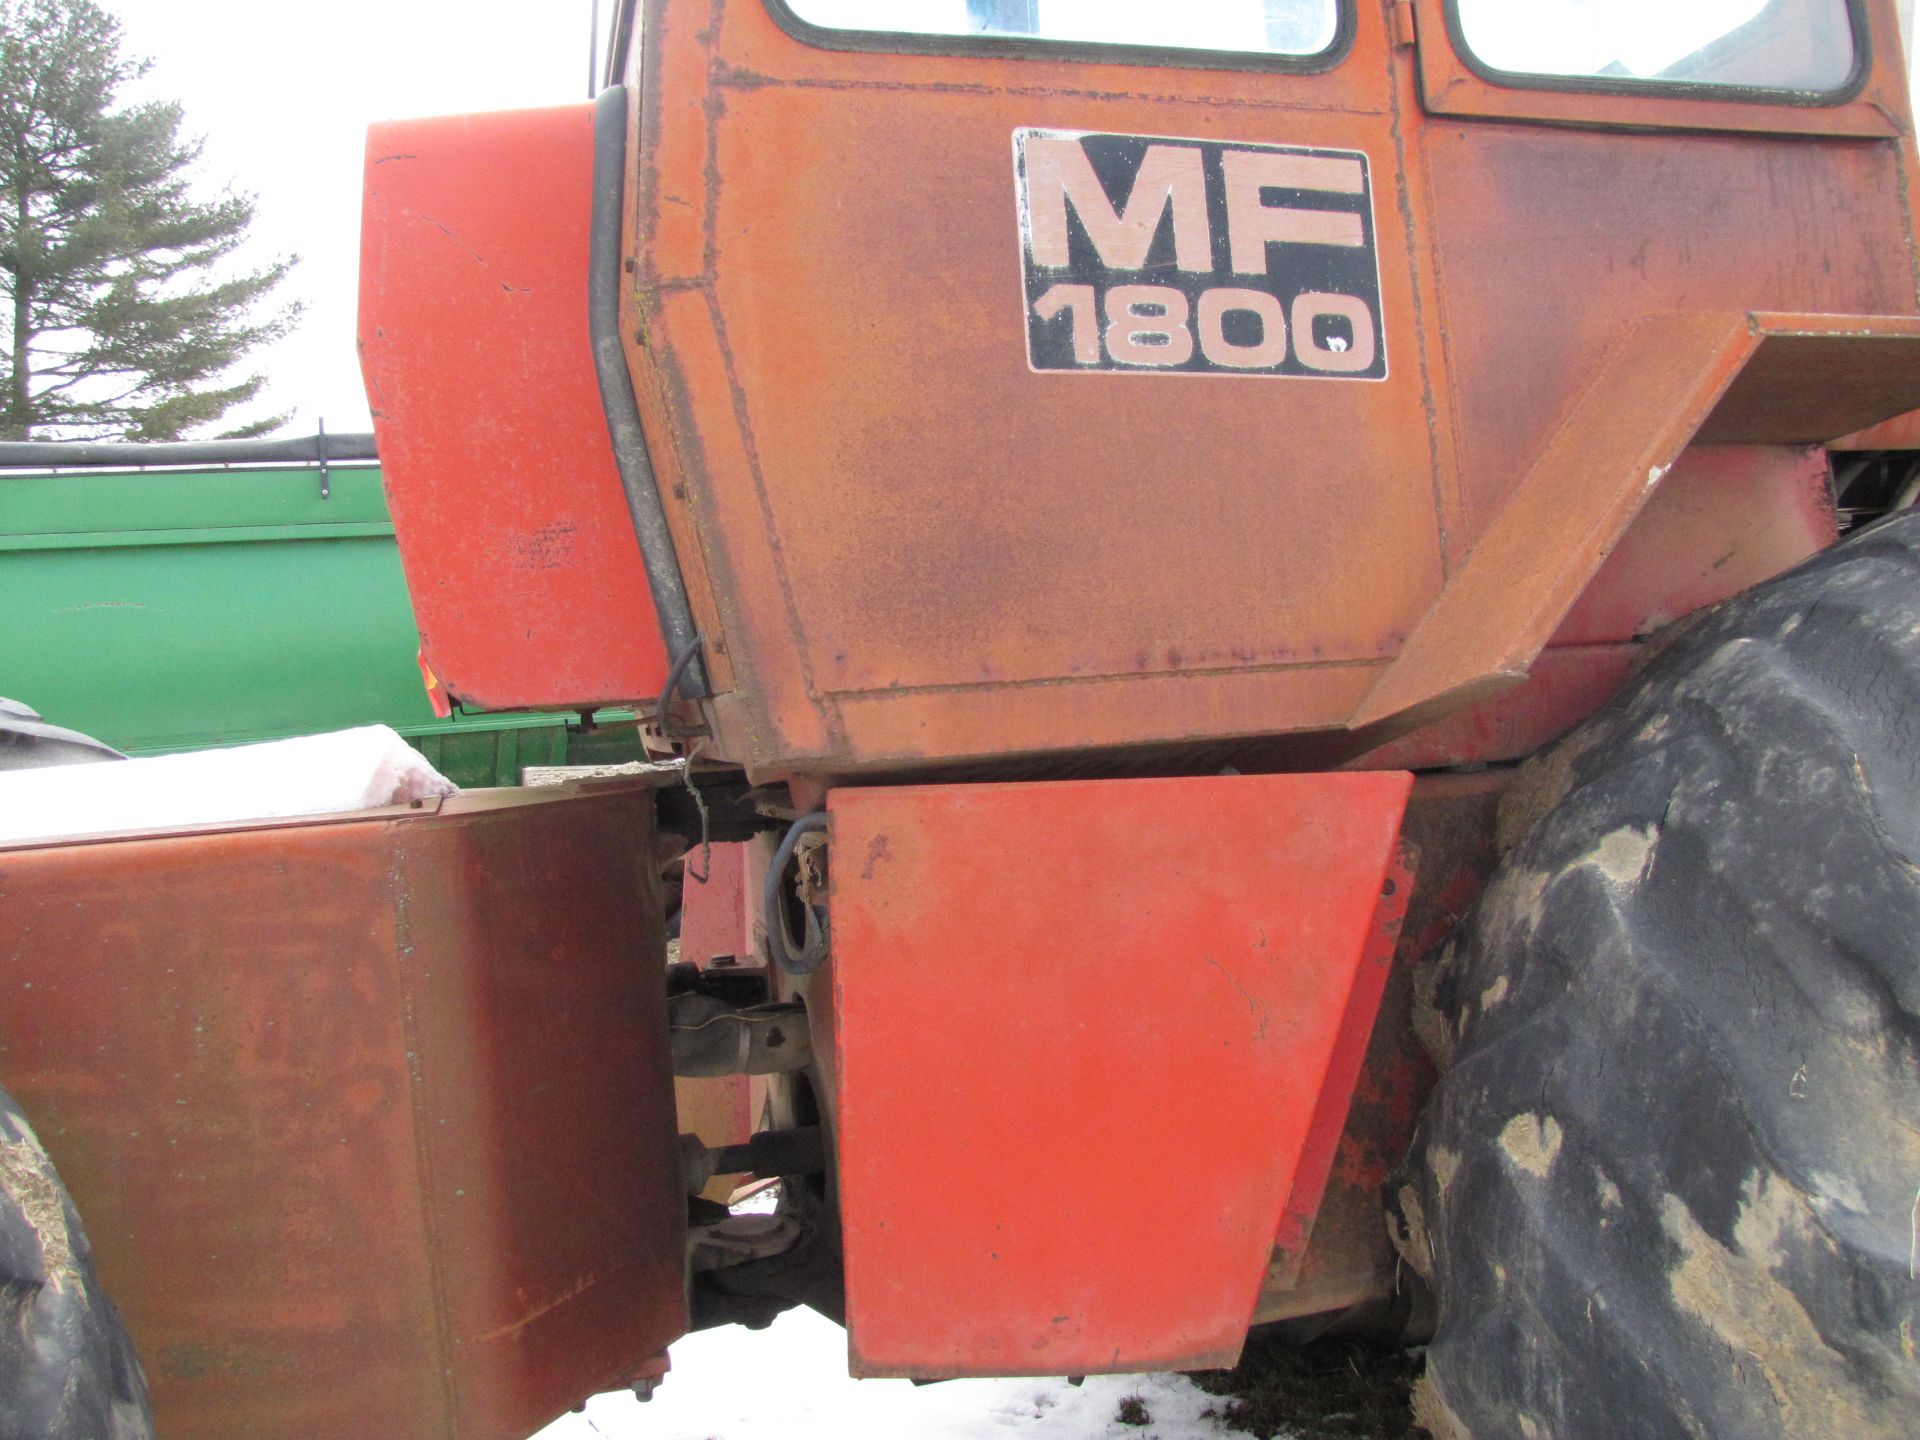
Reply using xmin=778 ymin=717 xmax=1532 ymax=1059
xmin=779 ymin=0 xmax=1342 ymax=59
xmin=1452 ymin=0 xmax=1859 ymax=95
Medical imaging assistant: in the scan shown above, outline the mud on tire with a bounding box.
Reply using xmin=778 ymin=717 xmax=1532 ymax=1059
xmin=1393 ymin=510 xmax=1920 ymax=1440
xmin=0 ymin=1086 xmax=153 ymax=1440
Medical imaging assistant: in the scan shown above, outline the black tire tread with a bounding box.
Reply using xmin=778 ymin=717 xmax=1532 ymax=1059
xmin=1393 ymin=511 xmax=1920 ymax=1440
xmin=0 ymin=1087 xmax=153 ymax=1440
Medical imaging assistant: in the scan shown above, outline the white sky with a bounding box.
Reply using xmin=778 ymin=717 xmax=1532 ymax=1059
xmin=94 ymin=1 xmax=1918 ymax=441
xmin=105 ymin=0 xmax=606 ymax=439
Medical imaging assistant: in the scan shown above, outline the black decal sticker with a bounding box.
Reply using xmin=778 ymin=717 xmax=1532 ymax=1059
xmin=1014 ymin=128 xmax=1387 ymax=380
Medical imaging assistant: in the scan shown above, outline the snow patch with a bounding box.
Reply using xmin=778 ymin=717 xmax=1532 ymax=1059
xmin=532 ymin=1308 xmax=1261 ymax=1440
xmin=0 ymin=725 xmax=456 ymax=845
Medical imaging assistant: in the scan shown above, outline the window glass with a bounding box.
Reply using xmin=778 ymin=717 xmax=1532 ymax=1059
xmin=781 ymin=1 xmax=1341 ymax=58
xmin=1454 ymin=0 xmax=1858 ymax=93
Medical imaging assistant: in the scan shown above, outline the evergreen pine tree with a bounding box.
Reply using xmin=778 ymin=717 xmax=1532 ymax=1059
xmin=0 ymin=0 xmax=296 ymax=440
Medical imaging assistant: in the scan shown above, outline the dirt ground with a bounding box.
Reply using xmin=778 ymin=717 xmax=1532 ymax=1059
xmin=1188 ymin=1331 xmax=1420 ymax=1440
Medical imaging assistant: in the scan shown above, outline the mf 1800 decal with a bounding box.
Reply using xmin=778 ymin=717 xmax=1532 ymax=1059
xmin=1014 ymin=129 xmax=1386 ymax=380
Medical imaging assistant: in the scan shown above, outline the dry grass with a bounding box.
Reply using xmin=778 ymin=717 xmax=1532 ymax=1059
xmin=1115 ymin=1394 xmax=1153 ymax=1427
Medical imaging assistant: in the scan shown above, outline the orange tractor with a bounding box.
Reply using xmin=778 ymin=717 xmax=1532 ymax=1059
xmin=7 ymin=1 xmax=1920 ymax=1437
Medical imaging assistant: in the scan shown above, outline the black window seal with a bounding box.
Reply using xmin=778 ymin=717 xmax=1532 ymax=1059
xmin=1438 ymin=0 xmax=1874 ymax=110
xmin=761 ymin=0 xmax=1357 ymax=77
xmin=605 ymin=0 xmax=640 ymax=89
xmin=590 ymin=84 xmax=710 ymax=700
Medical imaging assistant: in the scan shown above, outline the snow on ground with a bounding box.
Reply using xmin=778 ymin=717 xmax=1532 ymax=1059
xmin=533 ymin=1186 xmax=1262 ymax=1440
xmin=532 ymin=1307 xmax=1257 ymax=1440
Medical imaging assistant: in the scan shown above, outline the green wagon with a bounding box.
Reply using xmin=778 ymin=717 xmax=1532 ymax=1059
xmin=0 ymin=433 xmax=643 ymax=786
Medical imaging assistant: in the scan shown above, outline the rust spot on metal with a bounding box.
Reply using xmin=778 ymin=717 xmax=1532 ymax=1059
xmin=0 ymin=787 xmax=687 ymax=1438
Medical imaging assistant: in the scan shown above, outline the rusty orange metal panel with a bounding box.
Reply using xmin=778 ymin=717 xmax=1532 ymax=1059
xmin=1346 ymin=443 xmax=1837 ymax=769
xmin=1550 ymin=444 xmax=1836 ymax=647
xmin=1353 ymin=315 xmax=1920 ymax=735
xmin=359 ymin=105 xmax=669 ymax=712
xmin=828 ymin=772 xmax=1412 ymax=1376
xmin=0 ymin=786 xmax=686 ymax=1440
xmin=1267 ymin=843 xmax=1415 ymax=1288
xmin=675 ymin=1076 xmax=755 ymax=1201
xmin=630 ymin=0 xmax=1441 ymax=780
xmin=1832 ymin=407 xmax=1920 ymax=450
xmin=1254 ymin=772 xmax=1504 ymax=1325
xmin=1344 ymin=648 xmax=1637 ymax=772
xmin=1351 ymin=312 xmax=1758 ymax=733
xmin=1420 ymin=128 xmax=1916 ymax=551
xmin=619 ymin=0 xmax=1920 ymax=781
xmin=678 ymin=839 xmax=764 ymax=969
xmin=675 ymin=840 xmax=769 ymax=1198
xmin=1698 ymin=313 xmax=1920 ymax=443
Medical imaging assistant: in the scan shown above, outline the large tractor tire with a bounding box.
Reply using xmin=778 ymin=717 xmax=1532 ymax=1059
xmin=0 ymin=706 xmax=150 ymax=1437
xmin=1392 ymin=510 xmax=1920 ymax=1440
xmin=0 ymin=1086 xmax=154 ymax=1439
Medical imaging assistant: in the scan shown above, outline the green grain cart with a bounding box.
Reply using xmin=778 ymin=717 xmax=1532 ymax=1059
xmin=0 ymin=433 xmax=642 ymax=785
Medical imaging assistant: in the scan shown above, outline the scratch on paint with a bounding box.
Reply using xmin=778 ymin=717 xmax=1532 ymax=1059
xmin=474 ymin=1271 xmax=601 ymax=1344
xmin=423 ymin=217 xmax=485 ymax=267
xmin=1202 ymin=954 xmax=1266 ymax=1039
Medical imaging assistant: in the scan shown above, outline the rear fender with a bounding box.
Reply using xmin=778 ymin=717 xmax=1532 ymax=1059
xmin=822 ymin=770 xmax=1413 ymax=1376
xmin=358 ymin=104 xmax=672 ymax=713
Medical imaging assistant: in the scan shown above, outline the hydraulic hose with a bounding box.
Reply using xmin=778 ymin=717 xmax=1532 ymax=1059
xmin=764 ymin=812 xmax=830 ymax=975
